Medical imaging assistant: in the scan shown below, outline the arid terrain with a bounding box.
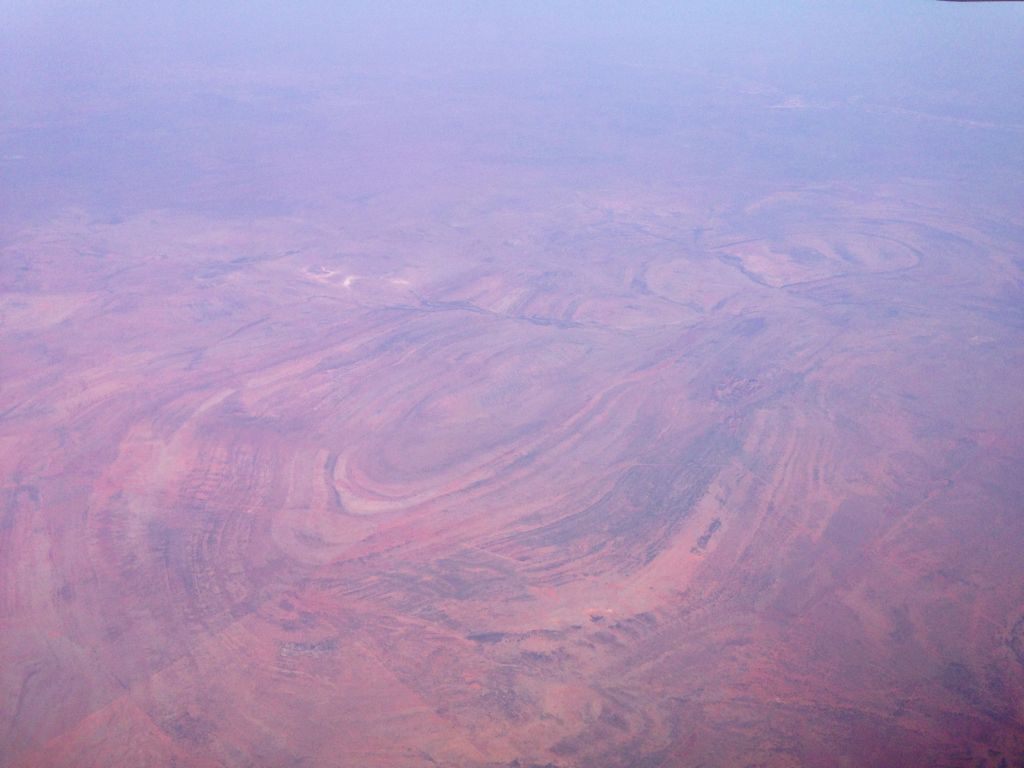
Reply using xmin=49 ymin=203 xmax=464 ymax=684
xmin=2 ymin=3 xmax=1023 ymax=767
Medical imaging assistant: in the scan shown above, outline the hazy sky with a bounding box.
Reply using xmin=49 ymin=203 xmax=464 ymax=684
xmin=2 ymin=1 xmax=1022 ymax=221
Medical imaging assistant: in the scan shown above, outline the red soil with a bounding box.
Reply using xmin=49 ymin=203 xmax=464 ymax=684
xmin=2 ymin=186 xmax=1023 ymax=767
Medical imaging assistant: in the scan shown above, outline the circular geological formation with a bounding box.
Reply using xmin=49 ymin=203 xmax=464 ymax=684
xmin=3 ymin=5 xmax=1024 ymax=765
xmin=327 ymin=337 xmax=595 ymax=517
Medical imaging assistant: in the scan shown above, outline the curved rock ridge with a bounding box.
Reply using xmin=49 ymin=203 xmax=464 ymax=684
xmin=2 ymin=181 xmax=1023 ymax=767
